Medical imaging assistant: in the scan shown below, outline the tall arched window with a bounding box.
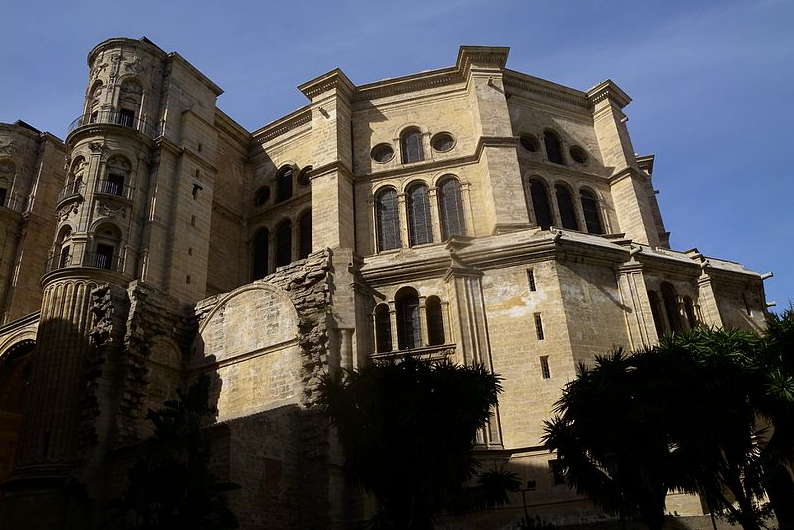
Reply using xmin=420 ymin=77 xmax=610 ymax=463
xmin=683 ymin=296 xmax=698 ymax=328
xmin=275 ymin=220 xmax=292 ymax=267
xmin=401 ymin=128 xmax=424 ymax=164
xmin=437 ymin=177 xmax=465 ymax=240
xmin=374 ymin=304 xmax=392 ymax=353
xmin=252 ymin=228 xmax=269 ymax=280
xmin=544 ymin=130 xmax=564 ymax=165
xmin=276 ymin=166 xmax=293 ymax=203
xmin=87 ymin=82 xmax=103 ymax=122
xmin=406 ymin=183 xmax=432 ymax=246
xmin=396 ymin=287 xmax=421 ymax=350
xmin=55 ymin=225 xmax=73 ymax=270
xmin=661 ymin=282 xmax=682 ymax=333
xmin=376 ymin=187 xmax=400 ymax=251
xmin=92 ymin=223 xmax=122 ymax=270
xmin=555 ymin=184 xmax=580 ymax=231
xmin=648 ymin=290 xmax=665 ymax=338
xmin=426 ymin=296 xmax=445 ymax=346
xmin=103 ymin=155 xmax=131 ymax=197
xmin=298 ymin=210 xmax=312 ymax=259
xmin=525 ymin=178 xmax=552 ymax=229
xmin=118 ymin=79 xmax=142 ymax=127
xmin=580 ymin=189 xmax=604 ymax=234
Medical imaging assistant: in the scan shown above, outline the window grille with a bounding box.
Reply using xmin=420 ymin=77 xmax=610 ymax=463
xmin=527 ymin=179 xmax=553 ymax=229
xmin=580 ymin=189 xmax=604 ymax=234
xmin=555 ymin=184 xmax=580 ymax=230
xmin=527 ymin=269 xmax=536 ymax=292
xmin=534 ymin=313 xmax=545 ymax=341
xmin=438 ymin=177 xmax=465 ymax=240
xmin=275 ymin=221 xmax=292 ymax=267
xmin=376 ymin=188 xmax=400 ymax=251
xmin=407 ymin=183 xmax=433 ymax=246
xmin=299 ymin=211 xmax=312 ymax=259
xmin=401 ymin=129 xmax=424 ymax=163
xmin=253 ymin=228 xmax=269 ymax=280
xmin=540 ymin=356 xmax=551 ymax=379
xmin=544 ymin=131 xmax=564 ymax=164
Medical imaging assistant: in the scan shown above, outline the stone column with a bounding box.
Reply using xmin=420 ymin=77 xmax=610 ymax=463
xmin=614 ymin=257 xmax=659 ymax=349
xmin=397 ymin=192 xmax=409 ymax=248
xmin=428 ymin=187 xmax=441 ymax=242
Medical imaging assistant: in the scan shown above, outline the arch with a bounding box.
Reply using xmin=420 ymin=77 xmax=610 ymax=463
xmin=117 ymin=78 xmax=143 ymax=126
xmin=67 ymin=156 xmax=87 ymax=191
xmin=275 ymin=219 xmax=292 ymax=267
xmin=544 ymin=130 xmax=565 ymax=165
xmin=375 ymin=187 xmax=401 ymax=251
xmin=103 ymin=154 xmax=132 ymax=196
xmin=395 ymin=287 xmax=421 ymax=350
xmin=298 ymin=166 xmax=313 ymax=187
xmin=87 ymin=80 xmax=103 ymax=120
xmin=426 ymin=296 xmax=445 ymax=346
xmin=580 ymin=188 xmax=604 ymax=234
xmin=683 ymin=296 xmax=698 ymax=328
xmin=400 ymin=127 xmax=424 ymax=164
xmin=661 ymin=282 xmax=682 ymax=333
xmin=437 ymin=176 xmax=465 ymax=240
xmin=276 ymin=166 xmax=294 ymax=203
xmin=252 ymin=227 xmax=269 ymax=280
xmin=0 ymin=339 xmax=34 ymax=492
xmin=406 ymin=182 xmax=433 ymax=246
xmin=55 ymin=225 xmax=74 ymax=269
xmin=298 ymin=209 xmax=312 ymax=259
xmin=92 ymin=222 xmax=122 ymax=270
xmin=254 ymin=186 xmax=270 ymax=207
xmin=648 ymin=290 xmax=666 ymax=338
xmin=374 ymin=303 xmax=392 ymax=353
xmin=555 ymin=183 xmax=580 ymax=230
xmin=524 ymin=177 xmax=553 ymax=230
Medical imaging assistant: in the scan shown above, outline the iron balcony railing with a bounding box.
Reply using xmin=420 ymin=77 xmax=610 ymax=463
xmin=67 ymin=110 xmax=158 ymax=138
xmin=57 ymin=182 xmax=84 ymax=204
xmin=44 ymin=251 xmax=123 ymax=274
xmin=94 ymin=179 xmax=134 ymax=200
xmin=0 ymin=193 xmax=27 ymax=214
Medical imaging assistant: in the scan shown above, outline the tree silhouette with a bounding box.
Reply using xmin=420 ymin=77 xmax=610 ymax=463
xmin=318 ymin=357 xmax=502 ymax=529
xmin=115 ymin=375 xmax=239 ymax=530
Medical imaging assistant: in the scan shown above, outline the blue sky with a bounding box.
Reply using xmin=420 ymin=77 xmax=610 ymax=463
xmin=1 ymin=0 xmax=792 ymax=310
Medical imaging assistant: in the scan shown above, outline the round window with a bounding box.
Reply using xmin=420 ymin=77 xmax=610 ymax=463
xmin=520 ymin=134 xmax=540 ymax=152
xmin=371 ymin=143 xmax=394 ymax=163
xmin=431 ymin=132 xmax=455 ymax=152
xmin=569 ymin=146 xmax=588 ymax=164
xmin=254 ymin=186 xmax=270 ymax=206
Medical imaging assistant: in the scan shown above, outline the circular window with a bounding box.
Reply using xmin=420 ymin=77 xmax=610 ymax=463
xmin=254 ymin=186 xmax=270 ymax=206
xmin=298 ymin=166 xmax=313 ymax=186
xmin=371 ymin=143 xmax=394 ymax=163
xmin=431 ymin=132 xmax=455 ymax=152
xmin=520 ymin=134 xmax=540 ymax=152
xmin=569 ymin=146 xmax=588 ymax=164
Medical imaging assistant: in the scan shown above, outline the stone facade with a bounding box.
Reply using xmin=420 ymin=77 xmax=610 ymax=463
xmin=0 ymin=37 xmax=771 ymax=529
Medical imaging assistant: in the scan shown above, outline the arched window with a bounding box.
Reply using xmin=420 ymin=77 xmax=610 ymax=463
xmin=401 ymin=128 xmax=424 ymax=164
xmin=426 ymin=296 xmax=445 ymax=346
xmin=54 ymin=225 xmax=73 ymax=270
xmin=648 ymin=290 xmax=665 ymax=338
xmin=544 ymin=130 xmax=564 ymax=165
xmin=252 ymin=228 xmax=269 ymax=280
xmin=684 ymin=296 xmax=698 ymax=328
xmin=298 ymin=210 xmax=312 ymax=259
xmin=396 ymin=287 xmax=421 ymax=350
xmin=103 ymin=155 xmax=131 ymax=197
xmin=406 ymin=183 xmax=432 ymax=246
xmin=0 ymin=340 xmax=34 ymax=489
xmin=375 ymin=187 xmax=400 ymax=251
xmin=275 ymin=220 xmax=292 ymax=267
xmin=87 ymin=82 xmax=103 ymax=122
xmin=374 ymin=304 xmax=392 ymax=353
xmin=92 ymin=223 xmax=122 ymax=270
xmin=117 ymin=80 xmax=142 ymax=127
xmin=254 ymin=186 xmax=270 ymax=207
xmin=660 ymin=282 xmax=682 ymax=334
xmin=555 ymin=184 xmax=580 ymax=230
xmin=525 ymin=178 xmax=552 ymax=229
xmin=276 ymin=166 xmax=293 ymax=203
xmin=580 ymin=189 xmax=604 ymax=234
xmin=437 ymin=177 xmax=465 ymax=240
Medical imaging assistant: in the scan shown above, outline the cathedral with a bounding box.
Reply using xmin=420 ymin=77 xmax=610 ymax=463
xmin=0 ymin=37 xmax=770 ymax=529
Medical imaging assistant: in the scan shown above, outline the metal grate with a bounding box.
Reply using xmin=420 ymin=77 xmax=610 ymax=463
xmin=376 ymin=188 xmax=400 ymax=251
xmin=438 ymin=177 xmax=464 ymax=240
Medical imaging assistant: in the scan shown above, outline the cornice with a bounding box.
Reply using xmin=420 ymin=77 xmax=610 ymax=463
xmin=66 ymin=123 xmax=155 ymax=151
xmin=503 ymin=70 xmax=590 ymax=109
xmin=0 ymin=311 xmax=41 ymax=336
xmin=166 ymin=51 xmax=223 ymax=96
xmin=298 ymin=68 xmax=356 ymax=100
xmin=355 ymin=68 xmax=463 ymax=103
xmin=586 ymin=79 xmax=632 ymax=109
xmin=456 ymin=46 xmax=510 ymax=74
xmin=252 ymin=107 xmax=312 ymax=145
xmin=214 ymin=109 xmax=252 ymax=149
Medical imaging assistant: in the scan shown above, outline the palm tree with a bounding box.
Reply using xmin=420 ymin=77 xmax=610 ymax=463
xmin=318 ymin=357 xmax=502 ymax=529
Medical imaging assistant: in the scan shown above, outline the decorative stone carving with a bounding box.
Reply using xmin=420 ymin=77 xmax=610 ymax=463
xmin=89 ymin=62 xmax=108 ymax=79
xmin=124 ymin=58 xmax=144 ymax=74
xmin=0 ymin=136 xmax=16 ymax=156
xmin=0 ymin=159 xmax=15 ymax=173
xmin=58 ymin=203 xmax=79 ymax=222
xmin=96 ymin=202 xmax=127 ymax=219
xmin=88 ymin=141 xmax=105 ymax=154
